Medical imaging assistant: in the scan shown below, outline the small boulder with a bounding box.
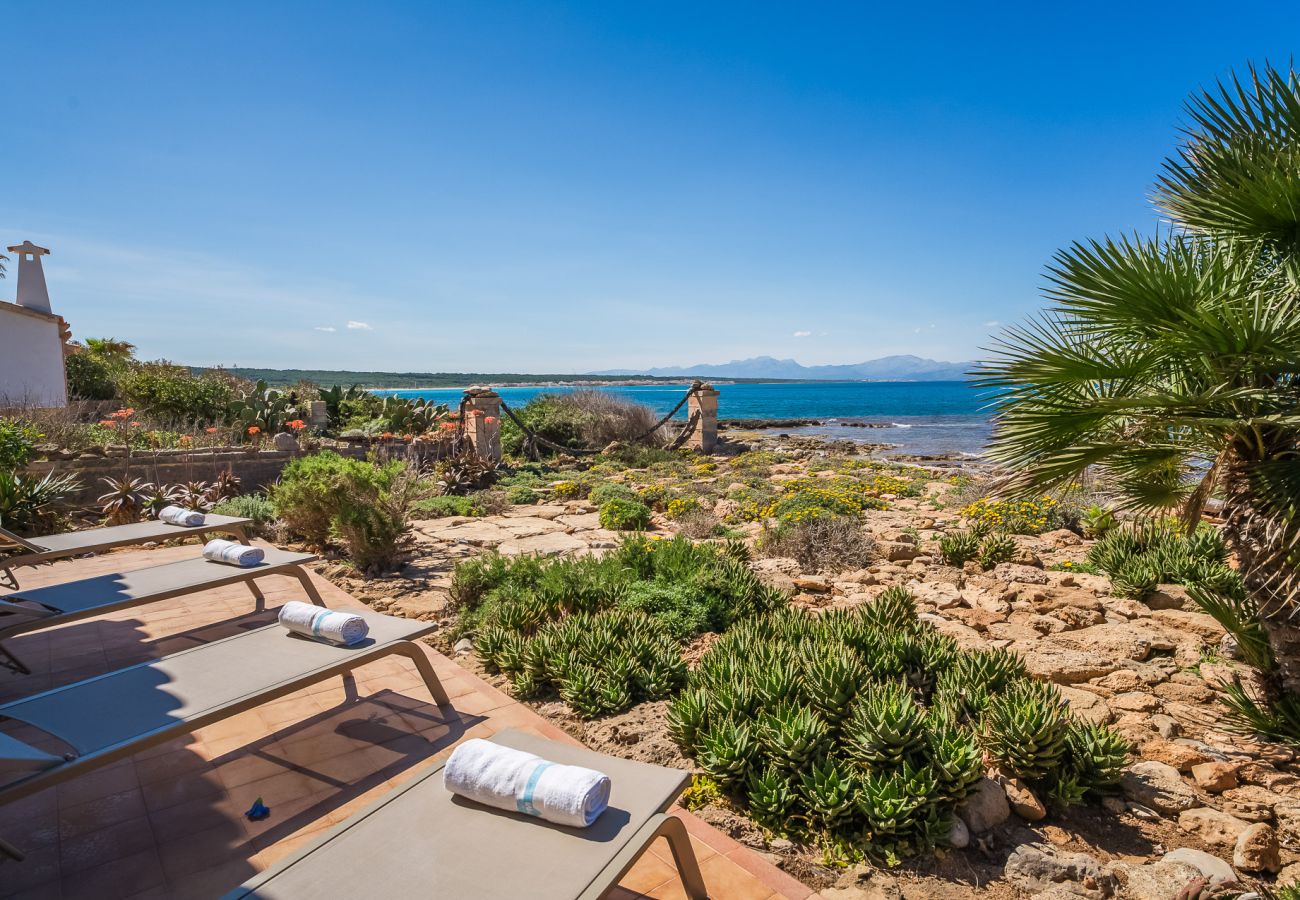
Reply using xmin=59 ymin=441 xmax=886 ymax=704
xmin=1161 ymin=848 xmax=1237 ymax=885
xmin=1001 ymin=776 xmax=1047 ymax=821
xmin=1141 ymin=739 xmax=1212 ymax=773
xmin=1191 ymin=762 xmax=1240 ymax=794
xmin=1121 ymin=761 xmax=1200 ymax=815
xmin=1233 ymin=822 xmax=1281 ymax=873
xmin=1119 ymin=860 xmax=1204 ymax=900
xmin=957 ymin=776 xmax=1011 ymax=833
xmin=1178 ymin=807 xmax=1250 ymax=847
xmin=272 ymin=431 xmax=300 ymax=451
xmin=946 ymin=815 xmax=970 ymax=849
xmin=1003 ymin=843 xmax=1117 ymax=899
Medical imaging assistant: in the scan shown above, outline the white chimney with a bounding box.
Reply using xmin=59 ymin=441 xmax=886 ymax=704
xmin=6 ymin=240 xmax=52 ymax=314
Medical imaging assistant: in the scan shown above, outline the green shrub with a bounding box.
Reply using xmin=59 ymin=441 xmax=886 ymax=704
xmin=0 ymin=469 xmax=80 ymax=535
xmin=617 ymin=581 xmax=713 ymax=642
xmin=332 ymin=466 xmax=419 ymax=573
xmin=0 ymin=419 xmax=42 ymax=470
xmin=64 ymin=352 xmax=118 ymax=401
xmin=116 ymin=363 xmax=235 ymax=424
xmin=273 ymin=451 xmax=360 ymax=547
xmin=500 ymin=390 xmax=664 ymax=456
xmin=599 ymin=498 xmax=651 ymax=531
xmin=212 ymin=494 xmax=277 ymax=536
xmin=411 ymin=495 xmax=481 ymax=518
xmin=669 ymin=590 xmax=1129 ymax=860
xmin=1080 ymin=505 xmax=1118 ymax=538
xmin=588 ymin=482 xmax=638 ymax=506
xmin=506 ymin=485 xmax=539 ymax=505
xmin=1087 ymin=521 xmax=1241 ymax=600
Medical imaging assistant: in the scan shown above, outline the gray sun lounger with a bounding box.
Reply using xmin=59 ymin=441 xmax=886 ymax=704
xmin=0 ymin=608 xmax=448 ymax=838
xmin=222 ymin=729 xmax=708 ymax=900
xmin=0 ymin=548 xmax=321 ymax=674
xmin=0 ymin=515 xmax=254 ymax=589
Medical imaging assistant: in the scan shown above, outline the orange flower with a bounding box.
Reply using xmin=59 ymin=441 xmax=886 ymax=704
xmin=179 ymin=435 xmax=193 ymax=447
xmin=468 ymin=409 xmax=485 ymax=417
xmin=402 ymin=433 xmax=414 ymax=441
xmin=99 ymin=419 xmax=117 ymax=427
xmin=205 ymin=427 xmax=218 ymax=434
xmin=130 ymin=421 xmax=142 ymax=427
xmin=247 ymin=426 xmax=261 ymax=435
xmin=440 ymin=422 xmax=457 ymax=431
xmin=287 ymin=419 xmax=307 ymax=431
xmin=485 ymin=416 xmax=498 ymax=424
xmin=382 ymin=431 xmax=394 ymax=439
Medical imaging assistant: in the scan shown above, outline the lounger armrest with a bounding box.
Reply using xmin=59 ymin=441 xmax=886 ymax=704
xmin=0 ymin=598 xmax=59 ymax=622
xmin=0 ymin=526 xmax=43 ymax=553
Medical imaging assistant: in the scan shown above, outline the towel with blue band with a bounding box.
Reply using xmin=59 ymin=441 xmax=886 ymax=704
xmin=159 ymin=505 xmax=205 ymax=527
xmin=202 ymin=538 xmax=264 ymax=567
xmin=443 ymin=738 xmax=611 ymax=828
xmin=278 ymin=600 xmax=369 ymax=646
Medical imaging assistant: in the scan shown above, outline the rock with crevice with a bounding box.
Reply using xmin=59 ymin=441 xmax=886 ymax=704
xmin=1233 ymin=821 xmax=1281 ymax=873
xmin=1002 ymin=843 xmax=1117 ymax=899
xmin=1120 ymin=761 xmax=1200 ymax=815
xmin=1178 ymin=807 xmax=1251 ymax=847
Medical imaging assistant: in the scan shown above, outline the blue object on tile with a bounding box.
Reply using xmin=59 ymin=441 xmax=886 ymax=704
xmin=245 ymin=797 xmax=271 ymax=821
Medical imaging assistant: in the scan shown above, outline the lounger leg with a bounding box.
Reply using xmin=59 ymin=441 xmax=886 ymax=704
xmin=231 ymin=526 xmax=252 ymax=546
xmin=292 ymin=567 xmax=327 ymax=606
xmin=0 ymin=835 xmax=24 ymax=862
xmin=246 ymin=579 xmax=265 ymax=611
xmin=657 ymin=815 xmax=709 ymax=900
xmin=394 ymin=642 xmax=452 ymax=708
xmin=0 ymin=566 xmax=17 ymax=591
xmin=0 ymin=643 xmax=31 ymax=676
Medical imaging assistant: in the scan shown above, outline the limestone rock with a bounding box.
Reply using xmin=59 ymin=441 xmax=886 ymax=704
xmin=957 ymin=777 xmax=1011 ymax=833
xmin=1002 ymin=843 xmax=1117 ymax=899
xmin=1121 ymin=761 xmax=1200 ymax=815
xmin=1191 ymin=762 xmax=1240 ymax=793
xmin=1219 ymin=785 xmax=1279 ymax=823
xmin=946 ymin=815 xmax=970 ymax=849
xmin=878 ymin=541 xmax=919 ymax=562
xmin=1144 ymin=584 xmax=1189 ymax=610
xmin=992 ymin=563 xmax=1049 ymax=585
xmin=1141 ymin=739 xmax=1212 ymax=772
xmin=1118 ymin=860 xmax=1203 ymax=900
xmin=1233 ymin=822 xmax=1281 ymax=873
xmin=1022 ymin=649 xmax=1118 ymax=684
xmin=1001 ymin=777 xmax=1047 ymax=821
xmin=1178 ymin=807 xmax=1250 ymax=847
xmin=272 ymin=431 xmax=300 ymax=451
xmin=1161 ymin=848 xmax=1237 ymax=885
xmin=1058 ymin=686 xmax=1115 ymax=724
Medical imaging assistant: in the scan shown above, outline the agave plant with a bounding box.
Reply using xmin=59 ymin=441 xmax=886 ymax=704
xmin=208 ymin=470 xmax=243 ymax=502
xmin=697 ymin=720 xmax=756 ymax=787
xmin=927 ymin=723 xmax=984 ymax=804
xmin=1063 ymin=719 xmax=1131 ymax=793
xmin=175 ymin=480 xmax=215 ymax=512
xmin=977 ymin=532 xmax=1017 ymax=568
xmin=0 ymin=470 xmax=80 ymax=535
xmin=667 ymin=687 xmax=712 ymax=753
xmin=804 ymin=646 xmax=866 ymax=725
xmin=98 ymin=475 xmax=148 ymax=525
xmin=978 ymin=63 xmax=1300 ymax=687
xmin=139 ymin=481 xmax=182 ymax=518
xmin=857 ymin=763 xmax=937 ymax=842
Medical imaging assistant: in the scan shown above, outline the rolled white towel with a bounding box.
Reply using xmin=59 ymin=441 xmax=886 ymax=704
xmin=278 ymin=599 xmax=369 ymax=646
xmin=443 ymin=738 xmax=611 ymax=828
xmin=202 ymin=538 xmax=264 ymax=567
xmin=159 ymin=505 xmax=205 ymax=527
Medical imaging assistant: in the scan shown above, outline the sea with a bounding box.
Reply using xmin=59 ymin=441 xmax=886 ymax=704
xmin=380 ymin=381 xmax=993 ymax=460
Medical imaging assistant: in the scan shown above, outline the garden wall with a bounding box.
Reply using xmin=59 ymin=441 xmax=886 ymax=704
xmin=23 ymin=445 xmax=371 ymax=509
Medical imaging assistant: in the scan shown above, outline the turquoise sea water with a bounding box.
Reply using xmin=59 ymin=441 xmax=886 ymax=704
xmin=382 ymin=381 xmax=992 ymax=458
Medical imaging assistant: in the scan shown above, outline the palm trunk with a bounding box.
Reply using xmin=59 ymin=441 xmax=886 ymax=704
xmin=1219 ymin=452 xmax=1300 ymax=692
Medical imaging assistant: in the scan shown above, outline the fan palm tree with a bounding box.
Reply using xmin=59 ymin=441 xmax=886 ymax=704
xmin=83 ymin=337 xmax=137 ymax=365
xmin=980 ymin=64 xmax=1300 ymax=682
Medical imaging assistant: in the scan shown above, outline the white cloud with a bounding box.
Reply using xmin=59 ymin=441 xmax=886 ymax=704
xmin=792 ymin=330 xmax=812 ymax=338
xmin=984 ymin=320 xmax=1001 ymax=328
xmin=314 ymin=326 xmax=337 ymax=332
xmin=346 ymin=320 xmax=373 ymax=331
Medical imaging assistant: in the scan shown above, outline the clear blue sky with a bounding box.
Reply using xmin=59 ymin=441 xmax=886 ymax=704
xmin=4 ymin=2 xmax=1296 ymax=372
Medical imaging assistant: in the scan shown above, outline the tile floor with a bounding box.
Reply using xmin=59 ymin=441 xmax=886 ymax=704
xmin=0 ymin=543 xmax=819 ymax=900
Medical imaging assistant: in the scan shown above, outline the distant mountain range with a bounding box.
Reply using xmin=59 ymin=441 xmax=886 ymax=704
xmin=590 ymin=355 xmax=974 ymax=381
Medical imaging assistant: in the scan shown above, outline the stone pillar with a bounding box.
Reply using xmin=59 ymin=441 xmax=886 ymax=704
xmin=462 ymin=386 xmax=502 ymax=463
xmin=686 ymin=382 xmax=719 ymax=453
xmin=307 ymin=400 xmax=328 ymax=429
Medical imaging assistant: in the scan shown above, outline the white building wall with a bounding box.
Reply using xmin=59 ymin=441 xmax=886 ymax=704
xmin=0 ymin=306 xmax=68 ymax=407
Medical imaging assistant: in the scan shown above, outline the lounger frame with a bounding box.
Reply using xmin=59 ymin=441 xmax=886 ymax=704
xmin=0 ymin=516 xmax=253 ymax=590
xmin=223 ymin=730 xmax=708 ymax=900
xmin=0 ymin=549 xmax=322 ymax=675
xmin=0 ymin=631 xmax=448 ymax=813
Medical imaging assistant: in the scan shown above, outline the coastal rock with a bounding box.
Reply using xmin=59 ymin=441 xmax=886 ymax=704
xmin=1178 ymin=807 xmax=1250 ymax=847
xmin=877 ymin=541 xmax=919 ymax=562
xmin=1233 ymin=822 xmax=1281 ymax=873
xmin=1002 ymin=844 xmax=1116 ymax=899
xmin=992 ymin=563 xmax=1049 ymax=585
xmin=1141 ymin=739 xmax=1211 ymax=772
xmin=1121 ymin=761 xmax=1200 ymax=815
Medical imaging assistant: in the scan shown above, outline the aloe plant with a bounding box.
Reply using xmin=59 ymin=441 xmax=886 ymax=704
xmin=757 ymin=703 xmax=829 ymax=771
xmin=982 ymin=679 xmax=1070 ymax=779
xmin=843 ymin=680 xmax=927 ymax=767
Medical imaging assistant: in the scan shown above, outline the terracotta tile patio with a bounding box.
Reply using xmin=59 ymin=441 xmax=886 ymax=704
xmin=0 ymin=543 xmax=819 ymax=900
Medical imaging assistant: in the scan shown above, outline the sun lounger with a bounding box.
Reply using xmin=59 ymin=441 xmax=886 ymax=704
xmin=0 ymin=515 xmax=254 ymax=589
xmin=0 ymin=609 xmax=448 ymax=822
xmin=221 ymin=728 xmax=708 ymax=900
xmin=0 ymin=548 xmax=320 ymax=674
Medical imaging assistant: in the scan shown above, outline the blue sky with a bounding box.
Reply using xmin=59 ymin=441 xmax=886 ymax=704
xmin=4 ymin=2 xmax=1297 ymax=372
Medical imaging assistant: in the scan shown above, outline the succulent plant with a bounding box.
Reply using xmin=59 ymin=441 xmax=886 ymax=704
xmin=559 ymin=664 xmax=605 ymax=717
xmin=926 ymin=723 xmax=984 ymax=804
xmin=977 ymin=532 xmax=1017 ymax=568
xmin=857 ymin=763 xmax=936 ymax=841
xmin=757 ymin=703 xmax=830 ymax=771
xmin=843 ymin=680 xmax=928 ymax=767
xmin=667 ymin=687 xmax=712 ymax=753
xmin=859 ymin=585 xmax=919 ymax=633
xmin=982 ymin=679 xmax=1070 ymax=780
xmin=1064 ymin=719 xmax=1131 ymax=792
xmin=473 ymin=624 xmax=508 ymax=670
xmin=511 ymin=669 xmax=541 ymax=699
xmin=98 ymin=475 xmax=148 ymax=525
xmin=494 ymin=632 xmax=527 ymax=676
xmin=799 ymin=756 xmax=857 ymax=829
xmin=753 ymin=656 xmax=804 ymax=708
xmin=1111 ymin=558 xmax=1159 ymax=600
xmin=698 ymin=720 xmax=756 ymax=787
xmin=747 ymin=765 xmax=798 ymax=830
xmin=804 ymin=646 xmax=866 ymax=724
xmin=938 ymin=530 xmax=980 ymax=566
